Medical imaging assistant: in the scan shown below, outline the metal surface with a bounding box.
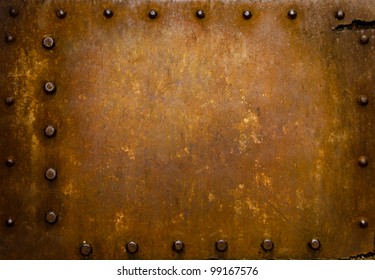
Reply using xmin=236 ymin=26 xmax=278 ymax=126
xmin=0 ymin=0 xmax=374 ymax=260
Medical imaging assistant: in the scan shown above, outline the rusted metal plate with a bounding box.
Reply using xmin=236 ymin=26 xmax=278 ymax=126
xmin=0 ymin=0 xmax=374 ymax=259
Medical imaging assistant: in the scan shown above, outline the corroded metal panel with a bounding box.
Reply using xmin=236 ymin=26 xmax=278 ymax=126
xmin=0 ymin=0 xmax=374 ymax=259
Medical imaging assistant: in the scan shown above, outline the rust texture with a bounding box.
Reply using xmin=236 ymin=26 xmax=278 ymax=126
xmin=0 ymin=0 xmax=374 ymax=259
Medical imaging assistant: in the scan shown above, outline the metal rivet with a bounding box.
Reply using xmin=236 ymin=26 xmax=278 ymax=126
xmin=45 ymin=125 xmax=57 ymax=137
xmin=196 ymin=10 xmax=205 ymax=19
xmin=148 ymin=10 xmax=158 ymax=19
xmin=103 ymin=9 xmax=113 ymax=18
xmin=42 ymin=36 xmax=55 ymax=49
xmin=358 ymin=219 xmax=368 ymax=228
xmin=261 ymin=239 xmax=274 ymax=251
xmin=357 ymin=96 xmax=369 ymax=106
xmin=243 ymin=10 xmax=252 ymax=20
xmin=309 ymin=239 xmax=321 ymax=251
xmin=5 ymin=157 xmax=15 ymax=167
xmin=6 ymin=218 xmax=15 ymax=227
xmin=359 ymin=35 xmax=369 ymax=45
xmin=335 ymin=10 xmax=345 ymax=20
xmin=45 ymin=211 xmax=58 ymax=224
xmin=45 ymin=168 xmax=57 ymax=180
xmin=288 ymin=9 xmax=297 ymax=20
xmin=5 ymin=34 xmax=15 ymax=44
xmin=56 ymin=9 xmax=67 ymax=19
xmin=5 ymin=97 xmax=15 ymax=106
xmin=215 ymin=240 xmax=227 ymax=252
xmin=44 ymin=81 xmax=56 ymax=94
xmin=9 ymin=8 xmax=19 ymax=17
xmin=173 ymin=240 xmax=185 ymax=253
xmin=80 ymin=241 xmax=93 ymax=256
xmin=358 ymin=156 xmax=369 ymax=167
xmin=126 ymin=241 xmax=138 ymax=254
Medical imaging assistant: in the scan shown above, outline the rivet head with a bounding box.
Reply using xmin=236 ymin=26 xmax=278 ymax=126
xmin=45 ymin=168 xmax=57 ymax=180
xmin=9 ymin=8 xmax=19 ymax=17
xmin=357 ymin=96 xmax=369 ymax=106
xmin=358 ymin=219 xmax=368 ymax=228
xmin=44 ymin=125 xmax=57 ymax=137
xmin=5 ymin=157 xmax=15 ymax=167
xmin=5 ymin=34 xmax=15 ymax=44
xmin=215 ymin=240 xmax=227 ymax=252
xmin=6 ymin=218 xmax=16 ymax=227
xmin=42 ymin=36 xmax=55 ymax=49
xmin=45 ymin=211 xmax=58 ymax=224
xmin=103 ymin=9 xmax=113 ymax=18
xmin=126 ymin=241 xmax=138 ymax=254
xmin=358 ymin=156 xmax=369 ymax=167
xmin=359 ymin=35 xmax=369 ymax=45
xmin=148 ymin=10 xmax=158 ymax=19
xmin=56 ymin=9 xmax=67 ymax=19
xmin=196 ymin=10 xmax=205 ymax=19
xmin=243 ymin=10 xmax=252 ymax=20
xmin=335 ymin=10 xmax=345 ymax=20
xmin=173 ymin=240 xmax=185 ymax=253
xmin=309 ymin=239 xmax=321 ymax=251
xmin=5 ymin=97 xmax=15 ymax=106
xmin=288 ymin=9 xmax=297 ymax=20
xmin=44 ymin=81 xmax=56 ymax=94
xmin=80 ymin=242 xmax=93 ymax=256
xmin=261 ymin=239 xmax=274 ymax=251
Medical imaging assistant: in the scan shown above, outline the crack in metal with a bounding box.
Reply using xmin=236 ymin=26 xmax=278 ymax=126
xmin=333 ymin=19 xmax=375 ymax=32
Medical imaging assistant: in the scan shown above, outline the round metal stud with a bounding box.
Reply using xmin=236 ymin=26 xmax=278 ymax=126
xmin=196 ymin=10 xmax=205 ymax=19
xmin=80 ymin=241 xmax=93 ymax=256
xmin=44 ymin=81 xmax=56 ymax=94
xmin=5 ymin=34 xmax=15 ymax=44
xmin=215 ymin=240 xmax=227 ymax=252
xmin=6 ymin=218 xmax=15 ymax=227
xmin=9 ymin=8 xmax=19 ymax=17
xmin=335 ymin=10 xmax=345 ymax=20
xmin=242 ymin=10 xmax=253 ymax=19
xmin=44 ymin=125 xmax=57 ymax=137
xmin=42 ymin=36 xmax=55 ymax=49
xmin=103 ymin=9 xmax=113 ymax=18
xmin=358 ymin=156 xmax=369 ymax=167
xmin=45 ymin=211 xmax=58 ymax=224
xmin=56 ymin=9 xmax=67 ymax=19
xmin=357 ymin=96 xmax=369 ymax=106
xmin=45 ymin=168 xmax=57 ymax=180
xmin=126 ymin=241 xmax=138 ymax=254
xmin=5 ymin=97 xmax=15 ymax=106
xmin=359 ymin=35 xmax=369 ymax=45
xmin=261 ymin=239 xmax=274 ymax=251
xmin=148 ymin=10 xmax=158 ymax=19
xmin=5 ymin=157 xmax=15 ymax=167
xmin=243 ymin=10 xmax=252 ymax=20
xmin=288 ymin=9 xmax=297 ymax=20
xmin=358 ymin=219 xmax=368 ymax=228
xmin=173 ymin=240 xmax=185 ymax=253
xmin=309 ymin=239 xmax=321 ymax=251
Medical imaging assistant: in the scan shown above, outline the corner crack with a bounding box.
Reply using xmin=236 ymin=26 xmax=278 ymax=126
xmin=333 ymin=19 xmax=375 ymax=32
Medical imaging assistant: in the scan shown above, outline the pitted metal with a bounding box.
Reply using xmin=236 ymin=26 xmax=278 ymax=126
xmin=0 ymin=0 xmax=374 ymax=260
